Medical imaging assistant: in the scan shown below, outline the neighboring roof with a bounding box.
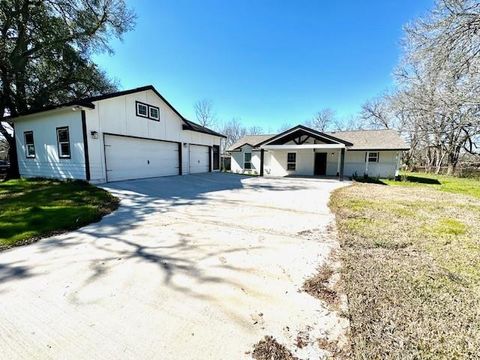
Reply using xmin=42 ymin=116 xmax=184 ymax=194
xmin=228 ymin=127 xmax=409 ymax=151
xmin=327 ymin=129 xmax=410 ymax=150
xmin=227 ymin=134 xmax=275 ymax=151
xmin=8 ymin=85 xmax=225 ymax=138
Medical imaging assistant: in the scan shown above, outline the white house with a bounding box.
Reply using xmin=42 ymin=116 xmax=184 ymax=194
xmin=228 ymin=125 xmax=409 ymax=179
xmin=12 ymin=85 xmax=225 ymax=183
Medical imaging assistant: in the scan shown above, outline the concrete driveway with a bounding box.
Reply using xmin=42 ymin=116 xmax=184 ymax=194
xmin=0 ymin=173 xmax=349 ymax=359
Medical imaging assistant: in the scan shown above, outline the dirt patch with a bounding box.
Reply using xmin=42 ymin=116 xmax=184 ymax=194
xmin=252 ymin=336 xmax=298 ymax=360
xmin=302 ymin=264 xmax=339 ymax=306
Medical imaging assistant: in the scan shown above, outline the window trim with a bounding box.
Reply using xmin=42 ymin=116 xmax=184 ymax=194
xmin=244 ymin=152 xmax=252 ymax=170
xmin=136 ymin=101 xmax=160 ymax=121
xmin=287 ymin=152 xmax=296 ymax=171
xmin=148 ymin=105 xmax=160 ymax=121
xmin=24 ymin=131 xmax=35 ymax=158
xmin=56 ymin=126 xmax=71 ymax=159
xmin=136 ymin=101 xmax=149 ymax=118
xmin=367 ymin=151 xmax=379 ymax=163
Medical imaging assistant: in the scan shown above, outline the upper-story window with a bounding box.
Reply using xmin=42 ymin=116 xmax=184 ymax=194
xmin=149 ymin=106 xmax=159 ymax=120
xmin=57 ymin=127 xmax=71 ymax=159
xmin=136 ymin=102 xmax=148 ymax=117
xmin=136 ymin=101 xmax=160 ymax=121
xmin=24 ymin=131 xmax=35 ymax=158
xmin=368 ymin=152 xmax=379 ymax=163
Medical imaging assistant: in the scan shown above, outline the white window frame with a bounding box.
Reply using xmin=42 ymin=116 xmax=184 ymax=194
xmin=368 ymin=152 xmax=379 ymax=163
xmin=287 ymin=152 xmax=296 ymax=171
xmin=56 ymin=127 xmax=71 ymax=159
xmin=24 ymin=131 xmax=35 ymax=158
xmin=136 ymin=101 xmax=148 ymax=118
xmin=148 ymin=105 xmax=160 ymax=121
xmin=244 ymin=152 xmax=252 ymax=170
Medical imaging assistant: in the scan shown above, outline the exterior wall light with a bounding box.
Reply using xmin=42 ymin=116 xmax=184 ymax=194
xmin=90 ymin=131 xmax=98 ymax=139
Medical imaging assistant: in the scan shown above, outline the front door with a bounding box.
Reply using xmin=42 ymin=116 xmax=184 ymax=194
xmin=314 ymin=152 xmax=327 ymax=176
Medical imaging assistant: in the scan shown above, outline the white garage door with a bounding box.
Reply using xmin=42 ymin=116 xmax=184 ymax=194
xmin=189 ymin=145 xmax=210 ymax=174
xmin=104 ymin=135 xmax=179 ymax=182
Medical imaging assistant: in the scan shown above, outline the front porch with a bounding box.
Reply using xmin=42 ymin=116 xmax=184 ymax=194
xmin=256 ymin=126 xmax=350 ymax=180
xmin=260 ymin=146 xmax=346 ymax=180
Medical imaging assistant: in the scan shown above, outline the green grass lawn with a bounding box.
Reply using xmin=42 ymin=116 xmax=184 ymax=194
xmin=331 ymin=173 xmax=480 ymax=358
xmin=384 ymin=172 xmax=480 ymax=199
xmin=0 ymin=178 xmax=119 ymax=250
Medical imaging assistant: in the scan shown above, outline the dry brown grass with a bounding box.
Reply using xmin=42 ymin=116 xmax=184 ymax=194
xmin=302 ymin=264 xmax=339 ymax=306
xmin=252 ymin=336 xmax=299 ymax=360
xmin=331 ymin=182 xmax=480 ymax=359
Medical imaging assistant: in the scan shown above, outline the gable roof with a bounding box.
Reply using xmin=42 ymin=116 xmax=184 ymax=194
xmin=256 ymin=125 xmax=353 ymax=147
xmin=228 ymin=134 xmax=275 ymax=151
xmin=327 ymin=129 xmax=409 ymax=150
xmin=228 ymin=126 xmax=409 ymax=151
xmin=8 ymin=85 xmax=225 ymax=138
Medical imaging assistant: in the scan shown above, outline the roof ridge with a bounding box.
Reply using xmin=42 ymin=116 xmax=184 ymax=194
xmin=328 ymin=128 xmax=397 ymax=133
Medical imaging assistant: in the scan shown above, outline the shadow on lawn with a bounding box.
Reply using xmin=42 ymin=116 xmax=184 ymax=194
xmin=353 ymin=174 xmax=442 ymax=186
xmin=401 ymin=175 xmax=441 ymax=185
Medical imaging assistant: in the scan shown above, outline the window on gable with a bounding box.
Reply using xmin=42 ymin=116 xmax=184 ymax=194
xmin=57 ymin=127 xmax=71 ymax=158
xmin=24 ymin=131 xmax=35 ymax=158
xmin=287 ymin=152 xmax=296 ymax=171
xmin=136 ymin=101 xmax=160 ymax=121
xmin=368 ymin=152 xmax=379 ymax=163
xmin=244 ymin=152 xmax=252 ymax=170
xmin=136 ymin=102 xmax=148 ymax=117
xmin=149 ymin=105 xmax=160 ymax=120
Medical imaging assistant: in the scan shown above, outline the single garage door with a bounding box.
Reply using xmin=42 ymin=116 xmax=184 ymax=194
xmin=104 ymin=135 xmax=179 ymax=182
xmin=189 ymin=145 xmax=209 ymax=174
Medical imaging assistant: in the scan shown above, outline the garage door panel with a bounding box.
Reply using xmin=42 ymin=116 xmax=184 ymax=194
xmin=105 ymin=135 xmax=178 ymax=182
xmin=189 ymin=145 xmax=209 ymax=174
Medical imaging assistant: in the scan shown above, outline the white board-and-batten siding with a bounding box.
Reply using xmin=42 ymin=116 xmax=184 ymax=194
xmin=14 ymin=110 xmax=87 ymax=180
xmin=14 ymin=88 xmax=222 ymax=183
xmin=231 ymin=143 xmax=401 ymax=178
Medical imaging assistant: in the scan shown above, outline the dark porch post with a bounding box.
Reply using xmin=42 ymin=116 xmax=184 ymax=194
xmin=339 ymin=148 xmax=345 ymax=181
xmin=260 ymin=149 xmax=265 ymax=176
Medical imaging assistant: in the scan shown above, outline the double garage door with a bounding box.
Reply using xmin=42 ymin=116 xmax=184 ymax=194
xmin=104 ymin=135 xmax=210 ymax=182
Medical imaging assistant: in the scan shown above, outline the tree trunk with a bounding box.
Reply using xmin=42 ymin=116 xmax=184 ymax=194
xmin=447 ymin=153 xmax=458 ymax=175
xmin=5 ymin=133 xmax=20 ymax=179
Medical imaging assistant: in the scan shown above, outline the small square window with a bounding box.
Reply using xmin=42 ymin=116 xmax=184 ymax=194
xmin=149 ymin=106 xmax=159 ymax=120
xmin=136 ymin=102 xmax=148 ymax=117
xmin=24 ymin=131 xmax=35 ymax=158
xmin=368 ymin=152 xmax=379 ymax=163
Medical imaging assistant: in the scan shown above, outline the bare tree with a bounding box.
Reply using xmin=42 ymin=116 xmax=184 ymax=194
xmin=278 ymin=123 xmax=293 ymax=132
xmin=218 ymin=118 xmax=247 ymax=152
xmin=361 ymin=96 xmax=395 ymax=129
xmin=194 ymin=99 xmax=216 ymax=128
xmin=305 ymin=108 xmax=335 ymax=131
xmin=331 ymin=115 xmax=365 ymax=132
xmin=247 ymin=126 xmax=264 ymax=135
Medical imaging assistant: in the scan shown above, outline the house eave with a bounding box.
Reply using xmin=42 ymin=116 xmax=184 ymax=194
xmin=261 ymin=144 xmax=346 ymax=150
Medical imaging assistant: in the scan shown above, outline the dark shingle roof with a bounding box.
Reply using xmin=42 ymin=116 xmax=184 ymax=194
xmin=228 ymin=128 xmax=409 ymax=151
xmin=327 ymin=129 xmax=409 ymax=150
xmin=8 ymin=85 xmax=225 ymax=138
xmin=227 ymin=134 xmax=276 ymax=151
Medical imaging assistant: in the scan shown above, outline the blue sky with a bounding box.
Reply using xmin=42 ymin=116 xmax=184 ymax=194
xmin=94 ymin=0 xmax=433 ymax=131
